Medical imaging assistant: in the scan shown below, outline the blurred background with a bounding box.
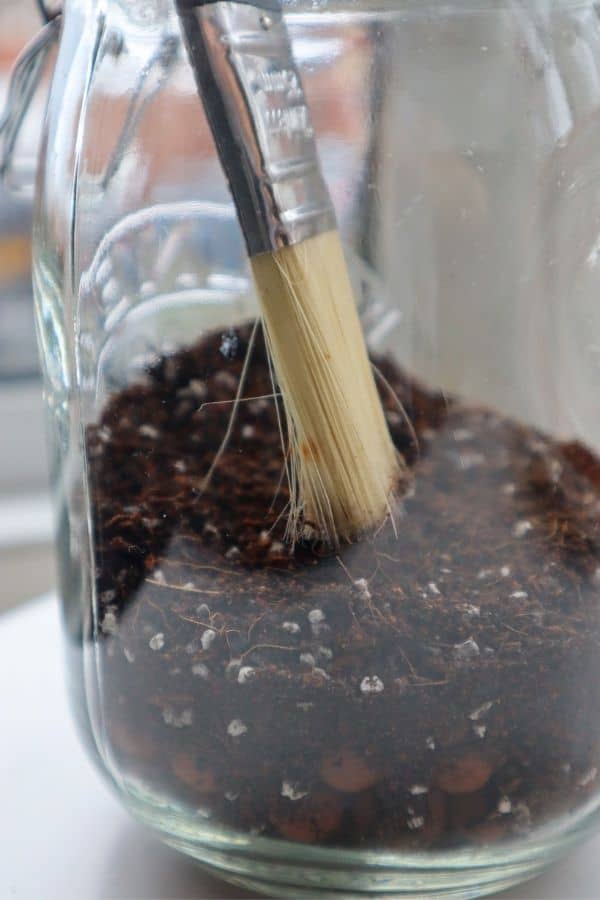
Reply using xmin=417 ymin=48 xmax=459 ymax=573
xmin=0 ymin=1 xmax=55 ymax=612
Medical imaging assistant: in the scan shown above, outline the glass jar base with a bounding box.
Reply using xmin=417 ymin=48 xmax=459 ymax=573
xmin=119 ymin=779 xmax=598 ymax=899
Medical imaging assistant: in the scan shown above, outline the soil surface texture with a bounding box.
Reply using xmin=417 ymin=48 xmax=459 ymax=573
xmin=87 ymin=323 xmax=600 ymax=849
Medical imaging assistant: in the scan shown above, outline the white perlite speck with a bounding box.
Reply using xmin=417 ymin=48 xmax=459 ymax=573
xmin=237 ymin=666 xmax=256 ymax=684
xmin=407 ymin=815 xmax=425 ymax=830
xmin=360 ymin=675 xmax=384 ymax=694
xmin=318 ymin=646 xmax=333 ymax=660
xmin=282 ymin=621 xmax=301 ymax=634
xmin=499 ymin=565 xmax=511 ymax=577
xmin=354 ymin=578 xmax=372 ymax=601
xmin=152 ymin=568 xmax=166 ymax=584
xmin=578 ymin=767 xmax=597 ymax=787
xmin=513 ymin=520 xmax=533 ymax=538
xmin=463 ymin=603 xmax=481 ymax=617
xmin=214 ymin=370 xmax=238 ymax=391
xmin=101 ymin=608 xmax=118 ymax=635
xmin=225 ymin=791 xmax=239 ymax=803
xmin=188 ymin=378 xmax=207 ymax=398
xmin=308 ymin=609 xmax=325 ymax=625
xmin=455 ymin=451 xmax=485 ymax=470
xmin=428 ymin=582 xmax=441 ymax=595
xmin=426 ymin=736 xmax=436 ymax=751
xmin=469 ymin=700 xmax=495 ymax=721
xmin=192 ymin=662 xmax=209 ymax=679
xmin=551 ymin=461 xmax=564 ymax=485
xmin=498 ymin=796 xmax=512 ymax=814
xmin=139 ymin=424 xmax=160 ymax=439
xmin=281 ymin=780 xmax=309 ymax=801
xmin=453 ymin=637 xmax=480 ymax=660
xmin=409 ymin=784 xmax=428 ymax=795
xmin=312 ymin=667 xmax=331 ymax=680
xmin=510 ymin=591 xmax=528 ymax=599
xmin=201 ymin=628 xmax=217 ymax=650
xmin=149 ymin=632 xmax=165 ymax=651
xmin=300 ymin=653 xmax=316 ymax=666
xmin=473 ymin=724 xmax=487 ymax=739
xmin=162 ymin=706 xmax=193 ymax=728
xmin=181 ymin=582 xmax=196 ymax=591
xmin=249 ymin=398 xmax=269 ymax=415
xmin=227 ymin=719 xmax=247 ymax=737
xmin=123 ymin=647 xmax=135 ymax=664
xmin=528 ymin=438 xmax=549 ymax=454
xmin=141 ymin=517 xmax=160 ymax=529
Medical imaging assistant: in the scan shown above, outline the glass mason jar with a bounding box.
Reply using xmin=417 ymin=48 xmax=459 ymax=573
xmin=7 ymin=0 xmax=600 ymax=895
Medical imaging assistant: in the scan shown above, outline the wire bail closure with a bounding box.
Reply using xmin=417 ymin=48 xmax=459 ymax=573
xmin=37 ymin=0 xmax=63 ymax=21
xmin=0 ymin=14 xmax=61 ymax=195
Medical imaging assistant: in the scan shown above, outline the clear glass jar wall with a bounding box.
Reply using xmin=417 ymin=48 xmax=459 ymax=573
xmin=33 ymin=0 xmax=600 ymax=896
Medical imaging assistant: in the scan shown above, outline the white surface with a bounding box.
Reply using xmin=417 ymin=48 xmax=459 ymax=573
xmin=0 ymin=493 xmax=53 ymax=548
xmin=2 ymin=595 xmax=600 ymax=900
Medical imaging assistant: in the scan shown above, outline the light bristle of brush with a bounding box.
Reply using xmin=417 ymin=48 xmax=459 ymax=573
xmin=251 ymin=229 xmax=404 ymax=544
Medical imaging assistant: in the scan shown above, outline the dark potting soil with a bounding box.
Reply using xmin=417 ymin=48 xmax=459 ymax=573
xmin=87 ymin=322 xmax=600 ymax=849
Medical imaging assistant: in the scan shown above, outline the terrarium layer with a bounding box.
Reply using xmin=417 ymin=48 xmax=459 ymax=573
xmin=87 ymin=324 xmax=600 ymax=847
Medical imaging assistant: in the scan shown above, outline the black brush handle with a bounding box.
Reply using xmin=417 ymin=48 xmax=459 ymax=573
xmin=176 ymin=0 xmax=274 ymax=254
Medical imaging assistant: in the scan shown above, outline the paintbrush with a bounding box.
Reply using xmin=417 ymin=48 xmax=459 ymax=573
xmin=176 ymin=0 xmax=403 ymax=543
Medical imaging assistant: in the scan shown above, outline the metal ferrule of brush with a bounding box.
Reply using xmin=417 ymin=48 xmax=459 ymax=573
xmin=176 ymin=0 xmax=337 ymax=256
